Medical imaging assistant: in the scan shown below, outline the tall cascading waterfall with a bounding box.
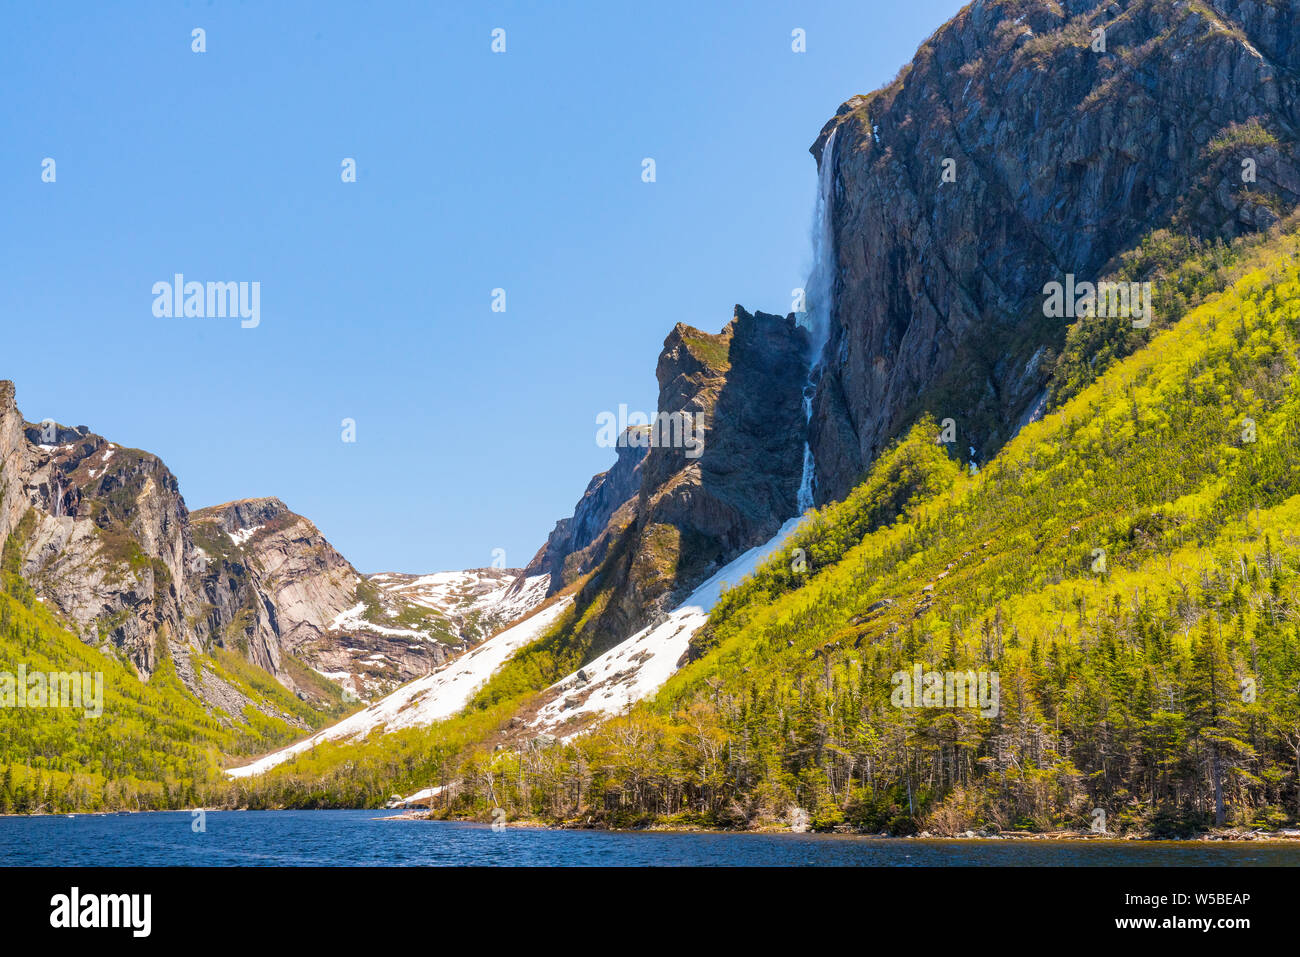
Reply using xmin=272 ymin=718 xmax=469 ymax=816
xmin=796 ymin=126 xmax=838 ymax=514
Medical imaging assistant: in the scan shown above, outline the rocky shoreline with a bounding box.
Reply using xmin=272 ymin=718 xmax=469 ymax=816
xmin=381 ymin=810 xmax=1300 ymax=842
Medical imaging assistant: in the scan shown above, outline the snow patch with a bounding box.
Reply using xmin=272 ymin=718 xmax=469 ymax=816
xmin=396 ymin=785 xmax=445 ymax=806
xmin=330 ymin=602 xmax=367 ymax=629
xmin=531 ymin=517 xmax=805 ymax=739
xmin=312 ymin=668 xmax=353 ymax=683
xmin=228 ymin=525 xmax=263 ymax=546
xmin=225 ymin=598 xmax=573 ymax=778
xmin=330 ymin=601 xmax=427 ymax=638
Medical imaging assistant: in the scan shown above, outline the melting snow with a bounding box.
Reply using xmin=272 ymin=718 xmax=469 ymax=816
xmin=330 ymin=603 xmax=367 ymax=629
xmin=370 ymin=569 xmax=544 ymax=623
xmin=224 ymin=516 xmax=803 ymax=776
xmin=329 ymin=601 xmax=427 ymax=638
xmin=397 ymin=785 xmax=445 ymax=805
xmin=312 ymin=669 xmax=353 ymax=683
xmin=531 ymin=516 xmax=805 ymax=739
xmin=228 ymin=525 xmax=263 ymax=546
xmin=225 ymin=598 xmax=573 ymax=778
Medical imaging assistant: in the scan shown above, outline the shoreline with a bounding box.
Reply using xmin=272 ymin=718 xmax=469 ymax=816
xmin=8 ymin=807 xmax=1300 ymax=843
xmin=374 ymin=810 xmax=1300 ymax=842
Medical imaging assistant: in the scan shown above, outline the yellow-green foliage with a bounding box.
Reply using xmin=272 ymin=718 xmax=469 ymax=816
xmin=80 ymin=230 xmax=1300 ymax=831
xmin=0 ymin=549 xmax=342 ymax=812
xmin=441 ymin=230 xmax=1300 ymax=833
xmin=678 ymin=327 xmax=731 ymax=373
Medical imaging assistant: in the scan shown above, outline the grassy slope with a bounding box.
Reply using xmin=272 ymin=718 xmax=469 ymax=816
xmin=430 ymin=227 xmax=1300 ymax=833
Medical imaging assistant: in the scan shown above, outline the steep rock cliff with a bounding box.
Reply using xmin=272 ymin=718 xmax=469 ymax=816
xmin=1 ymin=387 xmax=203 ymax=675
xmin=541 ymin=306 xmax=810 ymax=658
xmin=807 ymin=0 xmax=1300 ymax=504
xmin=521 ymin=434 xmax=647 ymax=596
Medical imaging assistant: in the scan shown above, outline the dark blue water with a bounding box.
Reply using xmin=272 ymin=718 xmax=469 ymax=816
xmin=2 ymin=810 xmax=1298 ymax=865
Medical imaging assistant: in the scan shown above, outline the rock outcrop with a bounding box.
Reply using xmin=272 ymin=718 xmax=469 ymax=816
xmin=1 ymin=389 xmax=203 ymax=676
xmin=521 ymin=433 xmax=646 ymax=597
xmin=189 ymin=497 xmax=365 ymax=684
xmin=534 ymin=306 xmax=810 ymax=657
xmin=807 ymin=0 xmax=1300 ymax=504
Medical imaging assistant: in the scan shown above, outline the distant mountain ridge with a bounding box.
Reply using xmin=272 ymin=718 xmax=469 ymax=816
xmin=0 ymin=380 xmax=545 ymax=712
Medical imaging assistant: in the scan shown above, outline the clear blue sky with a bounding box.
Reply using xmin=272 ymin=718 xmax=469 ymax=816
xmin=1 ymin=0 xmax=965 ymax=573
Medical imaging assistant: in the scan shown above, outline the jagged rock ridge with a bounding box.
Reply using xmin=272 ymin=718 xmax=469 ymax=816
xmin=523 ymin=305 xmax=810 ymax=657
xmin=522 ymin=433 xmax=647 ymax=597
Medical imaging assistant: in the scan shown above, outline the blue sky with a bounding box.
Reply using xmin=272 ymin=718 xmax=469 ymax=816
xmin=0 ymin=0 xmax=965 ymax=573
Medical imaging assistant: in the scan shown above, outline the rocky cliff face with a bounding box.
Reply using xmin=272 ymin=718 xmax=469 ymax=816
xmin=190 ymin=499 xmax=548 ymax=699
xmin=537 ymin=306 xmax=810 ymax=656
xmin=521 ymin=434 xmax=646 ymax=596
xmin=640 ymin=307 xmax=811 ymax=580
xmin=0 ymin=382 xmax=32 ymax=544
xmin=807 ymin=0 xmax=1300 ymax=504
xmin=0 ymin=381 xmax=543 ymax=708
xmin=189 ymin=498 xmax=362 ymax=682
xmin=1 ymin=385 xmax=204 ymax=676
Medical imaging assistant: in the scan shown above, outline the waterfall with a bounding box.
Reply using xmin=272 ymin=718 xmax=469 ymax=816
xmin=796 ymin=127 xmax=838 ymax=514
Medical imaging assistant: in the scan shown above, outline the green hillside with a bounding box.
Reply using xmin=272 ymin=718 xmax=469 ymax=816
xmin=0 ymin=531 xmax=349 ymax=813
xmin=422 ymin=224 xmax=1300 ymax=834
xmin=14 ymin=225 xmax=1300 ymax=834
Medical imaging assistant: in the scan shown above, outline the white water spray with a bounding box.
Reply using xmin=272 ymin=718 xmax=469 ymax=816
xmin=796 ymin=127 xmax=838 ymax=514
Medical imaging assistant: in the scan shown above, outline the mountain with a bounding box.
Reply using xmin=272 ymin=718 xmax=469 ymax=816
xmin=9 ymin=0 xmax=1300 ymax=832
xmin=189 ymin=497 xmax=546 ymax=699
xmin=187 ymin=497 xmax=359 ymax=687
xmin=517 ymin=306 xmax=809 ymax=662
xmin=0 ymin=382 xmax=546 ymax=711
xmin=1 ymin=382 xmax=227 ymax=687
xmin=521 ymin=0 xmax=1300 ymax=682
xmin=209 ymin=0 xmax=1300 ymax=835
xmin=807 ymin=0 xmax=1300 ymax=504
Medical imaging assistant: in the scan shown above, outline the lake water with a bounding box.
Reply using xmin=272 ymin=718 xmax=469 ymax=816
xmin=2 ymin=810 xmax=1298 ymax=866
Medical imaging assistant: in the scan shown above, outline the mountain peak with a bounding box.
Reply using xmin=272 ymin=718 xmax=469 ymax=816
xmin=193 ymin=496 xmax=295 ymax=532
